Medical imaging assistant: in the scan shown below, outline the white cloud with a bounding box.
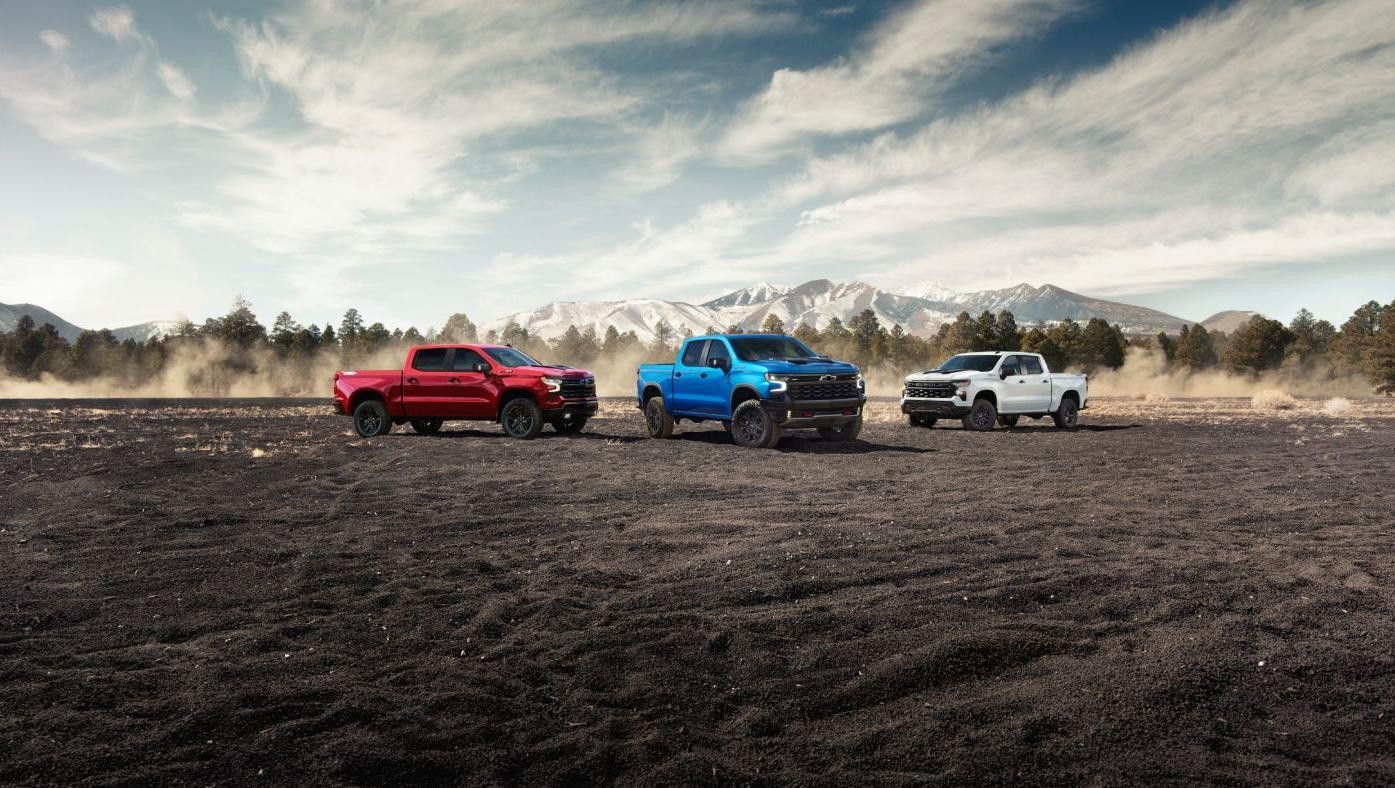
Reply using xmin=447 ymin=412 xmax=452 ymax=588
xmin=89 ymin=6 xmax=138 ymax=44
xmin=720 ymin=0 xmax=1077 ymax=160
xmin=38 ymin=30 xmax=69 ymax=53
xmin=156 ymin=62 xmax=195 ymax=101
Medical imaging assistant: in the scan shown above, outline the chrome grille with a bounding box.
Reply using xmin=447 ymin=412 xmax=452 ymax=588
xmin=787 ymin=374 xmax=860 ymax=401
xmin=906 ymin=382 xmax=956 ymax=399
xmin=559 ymin=377 xmax=596 ymax=398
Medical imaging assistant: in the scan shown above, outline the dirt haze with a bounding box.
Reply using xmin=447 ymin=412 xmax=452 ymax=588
xmin=2 ymin=398 xmax=1394 ymax=784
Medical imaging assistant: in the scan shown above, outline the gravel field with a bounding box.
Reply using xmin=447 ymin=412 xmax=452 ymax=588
xmin=2 ymin=397 xmax=1393 ymax=785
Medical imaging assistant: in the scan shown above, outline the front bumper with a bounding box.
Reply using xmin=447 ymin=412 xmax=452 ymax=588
xmin=762 ymin=395 xmax=864 ymax=428
xmin=543 ymin=397 xmax=599 ymax=419
xmin=901 ymin=397 xmax=970 ymax=417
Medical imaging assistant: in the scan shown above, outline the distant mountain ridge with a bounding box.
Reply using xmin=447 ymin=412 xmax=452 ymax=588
xmin=0 ymin=303 xmax=176 ymax=344
xmin=483 ymin=279 xmax=1194 ymax=342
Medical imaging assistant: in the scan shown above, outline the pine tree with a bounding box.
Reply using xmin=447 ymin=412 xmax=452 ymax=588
xmin=993 ymin=311 xmax=1022 ymax=350
xmin=1155 ymin=331 xmax=1176 ymax=365
xmin=339 ymin=309 xmax=364 ymax=345
xmin=271 ymin=311 xmax=300 ymax=349
xmin=1363 ymin=306 xmax=1395 ymax=394
xmin=441 ymin=313 xmax=478 ymax=343
xmin=1173 ymin=324 xmax=1217 ymax=371
xmin=940 ymin=312 xmax=979 ymax=355
xmin=1223 ymin=315 xmax=1292 ymax=375
xmin=759 ymin=313 xmax=786 ymax=334
xmin=1331 ymin=301 xmax=1384 ymax=376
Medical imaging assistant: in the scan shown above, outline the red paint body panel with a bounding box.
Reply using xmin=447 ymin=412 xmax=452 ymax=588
xmin=333 ymin=344 xmax=598 ymax=424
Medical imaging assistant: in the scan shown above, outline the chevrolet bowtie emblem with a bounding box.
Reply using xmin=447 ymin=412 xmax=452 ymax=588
xmin=820 ymin=374 xmax=836 ymax=381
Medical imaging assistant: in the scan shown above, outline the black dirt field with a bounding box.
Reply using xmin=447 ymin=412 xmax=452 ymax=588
xmin=2 ymin=397 xmax=1394 ymax=785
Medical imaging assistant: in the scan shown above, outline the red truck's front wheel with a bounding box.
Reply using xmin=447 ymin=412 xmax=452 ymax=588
xmin=500 ymin=398 xmax=544 ymax=440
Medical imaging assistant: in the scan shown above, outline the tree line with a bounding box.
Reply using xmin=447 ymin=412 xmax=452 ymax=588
xmin=3 ymin=297 xmax=1394 ymax=394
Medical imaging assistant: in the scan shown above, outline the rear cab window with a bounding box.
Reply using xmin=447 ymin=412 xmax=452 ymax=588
xmin=412 ymin=348 xmax=449 ymax=371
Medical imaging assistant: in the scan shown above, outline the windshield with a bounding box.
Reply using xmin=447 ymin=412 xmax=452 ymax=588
xmin=933 ymin=354 xmax=1001 ymax=373
xmin=729 ymin=336 xmax=820 ymax=361
xmin=485 ymin=347 xmax=542 ymax=367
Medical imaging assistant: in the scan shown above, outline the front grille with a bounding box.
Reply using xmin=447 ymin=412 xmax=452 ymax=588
xmin=906 ymin=382 xmax=956 ymax=399
xmin=559 ymin=377 xmax=596 ymax=398
xmin=787 ymin=374 xmax=860 ymax=401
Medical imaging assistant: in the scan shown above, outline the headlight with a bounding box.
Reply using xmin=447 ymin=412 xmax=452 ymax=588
xmin=857 ymin=373 xmax=866 ymax=391
xmin=765 ymin=372 xmax=790 ymax=393
xmin=951 ymin=379 xmax=971 ymax=388
xmin=542 ymin=376 xmax=563 ymax=393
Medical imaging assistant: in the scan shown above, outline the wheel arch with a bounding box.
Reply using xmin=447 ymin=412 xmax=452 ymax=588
xmin=349 ymin=388 xmax=385 ymax=412
xmin=973 ymin=389 xmax=998 ymax=407
xmin=641 ymin=383 xmax=664 ymax=404
xmin=496 ymin=387 xmax=539 ymax=418
xmin=730 ymin=385 xmax=762 ymax=412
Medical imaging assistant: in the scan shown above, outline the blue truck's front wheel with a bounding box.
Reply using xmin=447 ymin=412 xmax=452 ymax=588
xmin=731 ymin=400 xmax=781 ymax=449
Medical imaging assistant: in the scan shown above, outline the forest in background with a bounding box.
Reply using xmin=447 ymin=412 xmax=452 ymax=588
xmin=2 ymin=296 xmax=1394 ymax=397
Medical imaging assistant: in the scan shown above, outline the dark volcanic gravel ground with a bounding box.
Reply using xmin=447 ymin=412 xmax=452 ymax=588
xmin=1 ymin=397 xmax=1394 ymax=785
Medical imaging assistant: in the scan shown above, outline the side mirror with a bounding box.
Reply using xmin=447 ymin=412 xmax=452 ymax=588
xmin=473 ymin=362 xmax=492 ymax=374
xmin=707 ymin=357 xmax=730 ymax=372
xmin=1000 ymin=368 xmax=1014 ymax=379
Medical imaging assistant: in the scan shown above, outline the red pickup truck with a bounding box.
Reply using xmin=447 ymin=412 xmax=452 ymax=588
xmin=333 ymin=344 xmax=598 ymax=439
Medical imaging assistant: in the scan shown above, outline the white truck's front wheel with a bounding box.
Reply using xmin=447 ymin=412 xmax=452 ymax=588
xmin=962 ymin=398 xmax=997 ymax=432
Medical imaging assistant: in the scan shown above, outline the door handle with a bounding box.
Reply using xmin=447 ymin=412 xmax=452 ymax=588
xmin=448 ymin=377 xmax=460 ymax=383
xmin=675 ymin=372 xmax=682 ymax=378
xmin=1042 ymin=380 xmax=1049 ymax=383
xmin=700 ymin=372 xmax=708 ymax=378
xmin=407 ymin=377 xmax=418 ymax=384
xmin=1017 ymin=380 xmax=1025 ymax=384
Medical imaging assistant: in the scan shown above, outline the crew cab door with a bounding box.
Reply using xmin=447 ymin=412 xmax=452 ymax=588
xmin=671 ymin=340 xmax=709 ymax=414
xmin=1017 ymin=354 xmax=1052 ymax=412
xmin=693 ymin=339 xmax=733 ymax=416
xmin=445 ymin=348 xmax=496 ymax=419
xmin=402 ymin=348 xmax=454 ymax=417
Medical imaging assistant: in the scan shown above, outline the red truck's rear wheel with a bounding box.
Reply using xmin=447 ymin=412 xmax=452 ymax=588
xmin=353 ymin=400 xmax=392 ymax=438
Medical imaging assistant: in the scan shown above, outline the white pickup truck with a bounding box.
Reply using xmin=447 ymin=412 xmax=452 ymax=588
xmin=901 ymin=351 xmax=1088 ymax=431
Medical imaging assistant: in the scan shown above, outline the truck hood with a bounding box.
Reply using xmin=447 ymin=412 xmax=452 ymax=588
xmin=904 ymin=370 xmax=992 ymax=384
xmin=500 ymin=364 xmax=593 ymax=379
xmin=749 ymin=358 xmax=859 ymax=375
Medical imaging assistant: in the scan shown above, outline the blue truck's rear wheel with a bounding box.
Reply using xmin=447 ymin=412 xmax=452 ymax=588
xmin=645 ymin=397 xmax=674 ymax=438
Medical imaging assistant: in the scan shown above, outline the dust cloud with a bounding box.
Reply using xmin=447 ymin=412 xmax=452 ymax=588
xmin=1088 ymin=347 xmax=1373 ymax=399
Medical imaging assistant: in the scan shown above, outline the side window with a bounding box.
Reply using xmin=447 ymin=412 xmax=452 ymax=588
xmin=999 ymin=356 xmax=1021 ymax=377
xmin=412 ymin=348 xmax=448 ymax=371
xmin=705 ymin=340 xmax=731 ymax=366
xmin=451 ymin=348 xmax=488 ymax=372
xmin=681 ymin=340 xmax=707 ymax=367
xmin=1020 ymin=355 xmax=1044 ymax=375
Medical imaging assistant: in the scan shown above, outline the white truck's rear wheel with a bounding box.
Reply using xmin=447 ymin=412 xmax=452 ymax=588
xmin=1053 ymin=398 xmax=1079 ymax=429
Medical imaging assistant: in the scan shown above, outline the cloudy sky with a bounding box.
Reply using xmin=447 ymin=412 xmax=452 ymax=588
xmin=2 ymin=0 xmax=1393 ymax=331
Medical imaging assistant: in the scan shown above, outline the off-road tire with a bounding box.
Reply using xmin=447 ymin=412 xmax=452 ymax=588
xmin=353 ymin=400 xmax=392 ymax=438
xmin=818 ymin=414 xmax=863 ymax=442
xmin=410 ymin=418 xmax=443 ymax=435
xmin=644 ymin=397 xmax=675 ymax=439
xmin=552 ymin=416 xmax=588 ymax=434
xmin=908 ymin=414 xmax=937 ymax=428
xmin=961 ymin=398 xmax=998 ymax=432
xmin=730 ymin=400 xmax=781 ymax=448
xmin=500 ymin=398 xmax=544 ymax=440
xmin=1052 ymin=397 xmax=1080 ymax=430
xmin=998 ymin=414 xmax=1019 ymax=428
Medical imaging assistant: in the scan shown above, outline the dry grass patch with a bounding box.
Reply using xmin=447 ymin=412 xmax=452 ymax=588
xmin=1252 ymin=390 xmax=1297 ymax=411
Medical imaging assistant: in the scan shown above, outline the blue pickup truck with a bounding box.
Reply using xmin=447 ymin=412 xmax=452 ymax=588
xmin=636 ymin=333 xmax=866 ymax=448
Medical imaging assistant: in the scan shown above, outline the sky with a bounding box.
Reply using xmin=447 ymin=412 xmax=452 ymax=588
xmin=1 ymin=0 xmax=1393 ymax=332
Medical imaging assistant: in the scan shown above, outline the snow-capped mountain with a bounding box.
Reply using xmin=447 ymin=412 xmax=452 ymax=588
xmin=701 ymin=282 xmax=788 ymax=309
xmin=1 ymin=303 xmax=179 ymax=344
xmin=483 ymin=280 xmax=1193 ymax=342
xmin=111 ymin=320 xmax=181 ymax=343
